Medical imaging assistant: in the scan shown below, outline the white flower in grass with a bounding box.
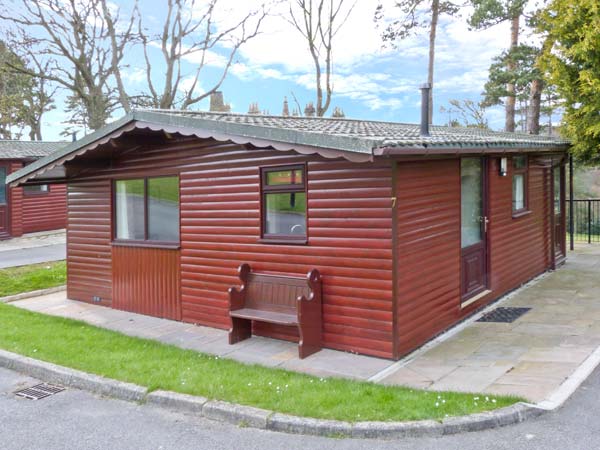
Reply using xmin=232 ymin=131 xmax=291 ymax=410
xmin=435 ymin=402 xmax=439 ymax=407
xmin=492 ymin=399 xmax=497 ymax=403
xmin=485 ymin=396 xmax=489 ymax=402
xmin=247 ymin=383 xmax=252 ymax=387
xmin=442 ymin=400 xmax=446 ymax=404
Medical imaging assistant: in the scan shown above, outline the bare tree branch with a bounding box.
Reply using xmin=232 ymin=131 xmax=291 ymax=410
xmin=288 ymin=0 xmax=355 ymax=117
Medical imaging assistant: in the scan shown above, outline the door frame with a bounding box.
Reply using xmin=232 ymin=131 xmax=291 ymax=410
xmin=550 ymin=161 xmax=566 ymax=268
xmin=460 ymin=156 xmax=490 ymax=303
xmin=0 ymin=161 xmax=11 ymax=238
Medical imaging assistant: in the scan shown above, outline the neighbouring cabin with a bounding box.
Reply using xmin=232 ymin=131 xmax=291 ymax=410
xmin=7 ymin=111 xmax=569 ymax=359
xmin=0 ymin=140 xmax=67 ymax=240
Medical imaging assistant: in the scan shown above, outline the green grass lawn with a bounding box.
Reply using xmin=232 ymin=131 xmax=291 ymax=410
xmin=0 ymin=261 xmax=66 ymax=297
xmin=0 ymin=303 xmax=520 ymax=422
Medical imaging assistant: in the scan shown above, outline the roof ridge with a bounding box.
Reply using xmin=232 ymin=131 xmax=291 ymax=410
xmin=136 ymin=108 xmax=419 ymax=127
xmin=0 ymin=139 xmax=66 ymax=144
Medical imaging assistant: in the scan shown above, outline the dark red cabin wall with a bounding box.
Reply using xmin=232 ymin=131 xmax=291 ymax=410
xmin=395 ymin=156 xmax=554 ymax=357
xmin=22 ymin=184 xmax=67 ymax=233
xmin=66 ymin=181 xmax=113 ymax=307
xmin=65 ymin=139 xmax=395 ymax=358
xmin=395 ymin=159 xmax=462 ymax=356
xmin=487 ymin=156 xmax=552 ymax=294
xmin=8 ymin=162 xmax=24 ymax=237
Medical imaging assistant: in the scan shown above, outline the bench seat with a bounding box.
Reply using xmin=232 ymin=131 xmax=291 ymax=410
xmin=227 ymin=263 xmax=322 ymax=359
xmin=229 ymin=308 xmax=298 ymax=326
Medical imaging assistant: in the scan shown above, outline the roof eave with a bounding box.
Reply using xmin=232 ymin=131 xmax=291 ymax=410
xmin=374 ymin=142 xmax=571 ymax=156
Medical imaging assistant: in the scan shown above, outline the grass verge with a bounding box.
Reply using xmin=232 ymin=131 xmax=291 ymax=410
xmin=0 ymin=261 xmax=66 ymax=297
xmin=0 ymin=303 xmax=521 ymax=422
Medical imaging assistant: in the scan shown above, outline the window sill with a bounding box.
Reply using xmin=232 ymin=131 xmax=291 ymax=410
xmin=111 ymin=240 xmax=180 ymax=250
xmin=258 ymin=237 xmax=308 ymax=245
xmin=512 ymin=210 xmax=532 ymax=219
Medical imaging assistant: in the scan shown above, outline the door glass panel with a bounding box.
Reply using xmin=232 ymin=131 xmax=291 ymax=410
xmin=461 ymin=158 xmax=483 ymax=248
xmin=554 ymin=166 xmax=561 ymax=214
xmin=0 ymin=167 xmax=5 ymax=204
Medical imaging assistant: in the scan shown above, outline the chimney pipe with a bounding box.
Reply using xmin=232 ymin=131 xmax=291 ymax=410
xmin=419 ymin=83 xmax=431 ymax=137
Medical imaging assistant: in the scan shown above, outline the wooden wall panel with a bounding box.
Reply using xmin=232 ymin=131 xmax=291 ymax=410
xmin=65 ymin=138 xmax=394 ymax=358
xmin=395 ymin=159 xmax=462 ymax=356
xmin=66 ymin=181 xmax=113 ymax=306
xmin=487 ymin=157 xmax=552 ymax=294
xmin=395 ymin=157 xmax=554 ymax=357
xmin=22 ymin=184 xmax=67 ymax=233
xmin=112 ymin=246 xmax=181 ymax=320
xmin=8 ymin=162 xmax=23 ymax=238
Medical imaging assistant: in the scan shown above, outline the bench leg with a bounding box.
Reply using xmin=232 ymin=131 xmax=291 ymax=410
xmin=298 ymin=324 xmax=322 ymax=359
xmin=229 ymin=317 xmax=252 ymax=345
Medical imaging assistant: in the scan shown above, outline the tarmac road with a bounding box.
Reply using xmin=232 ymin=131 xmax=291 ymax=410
xmin=0 ymin=244 xmax=65 ymax=269
xmin=1 ymin=364 xmax=599 ymax=450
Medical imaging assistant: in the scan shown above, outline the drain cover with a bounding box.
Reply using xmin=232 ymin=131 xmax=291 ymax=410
xmin=15 ymin=383 xmax=65 ymax=400
xmin=477 ymin=307 xmax=531 ymax=323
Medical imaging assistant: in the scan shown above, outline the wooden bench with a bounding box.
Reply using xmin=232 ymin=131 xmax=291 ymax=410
xmin=228 ymin=263 xmax=322 ymax=359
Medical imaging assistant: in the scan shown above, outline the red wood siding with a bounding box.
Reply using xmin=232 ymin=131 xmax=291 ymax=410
xmin=487 ymin=157 xmax=553 ymax=294
xmin=8 ymin=162 xmax=24 ymax=238
xmin=112 ymin=245 xmax=181 ymax=320
xmin=65 ymin=139 xmax=394 ymax=358
xmin=67 ymin=181 xmax=113 ymax=306
xmin=22 ymin=184 xmax=67 ymax=233
xmin=395 ymin=159 xmax=461 ymax=356
xmin=395 ymin=157 xmax=554 ymax=357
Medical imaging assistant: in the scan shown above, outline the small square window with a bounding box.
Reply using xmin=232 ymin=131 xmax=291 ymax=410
xmin=261 ymin=165 xmax=307 ymax=242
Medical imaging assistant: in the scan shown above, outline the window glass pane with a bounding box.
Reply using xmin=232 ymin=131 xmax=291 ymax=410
xmin=148 ymin=177 xmax=179 ymax=241
xmin=461 ymin=158 xmax=483 ymax=248
xmin=266 ymin=169 xmax=303 ymax=186
xmin=513 ymin=174 xmax=525 ymax=211
xmin=23 ymin=184 xmax=49 ymax=193
xmin=513 ymin=155 xmax=527 ymax=169
xmin=115 ymin=179 xmax=145 ymax=240
xmin=0 ymin=167 xmax=5 ymax=204
xmin=554 ymin=167 xmax=561 ymax=214
xmin=265 ymin=192 xmax=306 ymax=236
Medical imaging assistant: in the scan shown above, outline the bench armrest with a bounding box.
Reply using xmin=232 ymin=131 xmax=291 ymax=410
xmin=229 ymin=263 xmax=251 ymax=311
xmin=297 ymin=269 xmax=321 ymax=303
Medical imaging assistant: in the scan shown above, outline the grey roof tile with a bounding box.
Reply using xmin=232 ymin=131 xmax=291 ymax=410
xmin=6 ymin=110 xmax=569 ymax=186
xmin=150 ymin=110 xmax=569 ymax=149
xmin=0 ymin=140 xmax=66 ymax=159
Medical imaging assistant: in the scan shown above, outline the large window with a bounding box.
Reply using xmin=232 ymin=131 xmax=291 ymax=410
xmin=512 ymin=155 xmax=528 ymax=214
xmin=114 ymin=176 xmax=179 ymax=243
xmin=23 ymin=184 xmax=50 ymax=195
xmin=261 ymin=165 xmax=307 ymax=241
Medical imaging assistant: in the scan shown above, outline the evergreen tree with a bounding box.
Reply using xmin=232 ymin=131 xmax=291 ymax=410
xmin=538 ymin=0 xmax=600 ymax=161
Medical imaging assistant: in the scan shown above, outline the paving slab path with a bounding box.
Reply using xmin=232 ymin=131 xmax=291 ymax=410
xmin=8 ymin=245 xmax=600 ymax=405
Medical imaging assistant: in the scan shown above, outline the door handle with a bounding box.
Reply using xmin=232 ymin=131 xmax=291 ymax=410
xmin=478 ymin=216 xmax=489 ymax=233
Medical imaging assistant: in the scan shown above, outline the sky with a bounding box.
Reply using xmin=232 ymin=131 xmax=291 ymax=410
xmin=37 ymin=0 xmax=538 ymax=142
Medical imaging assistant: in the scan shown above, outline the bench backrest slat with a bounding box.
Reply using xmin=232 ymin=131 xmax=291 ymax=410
xmin=246 ymin=273 xmax=310 ymax=313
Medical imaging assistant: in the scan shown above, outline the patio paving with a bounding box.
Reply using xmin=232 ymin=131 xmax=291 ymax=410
xmin=8 ymin=244 xmax=600 ymax=404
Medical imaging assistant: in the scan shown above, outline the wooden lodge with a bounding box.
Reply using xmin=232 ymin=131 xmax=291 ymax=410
xmin=7 ymin=110 xmax=570 ymax=359
xmin=0 ymin=140 xmax=67 ymax=240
